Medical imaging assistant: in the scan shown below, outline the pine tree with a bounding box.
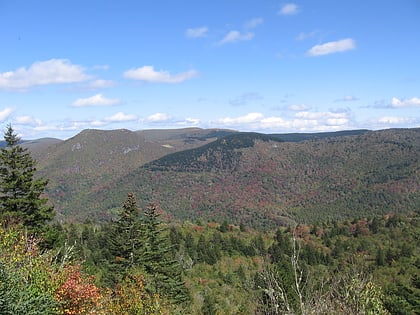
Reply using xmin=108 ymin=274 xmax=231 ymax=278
xmin=0 ymin=125 xmax=54 ymax=234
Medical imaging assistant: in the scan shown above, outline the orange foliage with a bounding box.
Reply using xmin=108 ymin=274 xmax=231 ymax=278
xmin=54 ymin=264 xmax=105 ymax=315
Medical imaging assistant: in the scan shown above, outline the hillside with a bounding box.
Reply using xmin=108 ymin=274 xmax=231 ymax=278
xmin=36 ymin=127 xmax=419 ymax=227
xmin=32 ymin=128 xmax=237 ymax=221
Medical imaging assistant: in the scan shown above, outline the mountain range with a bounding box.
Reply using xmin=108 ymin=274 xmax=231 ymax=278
xmin=23 ymin=127 xmax=419 ymax=228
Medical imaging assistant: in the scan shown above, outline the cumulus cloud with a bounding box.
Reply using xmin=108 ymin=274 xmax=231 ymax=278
xmin=307 ymin=38 xmax=356 ymax=56
xmin=147 ymin=112 xmax=171 ymax=122
xmin=105 ymin=112 xmax=138 ymax=122
xmin=14 ymin=115 xmax=42 ymax=126
xmin=72 ymin=94 xmax=121 ymax=107
xmin=213 ymin=110 xmax=351 ymax=132
xmin=0 ymin=107 xmax=14 ymax=121
xmin=123 ymin=66 xmax=198 ymax=83
xmin=217 ymin=30 xmax=254 ymax=45
xmin=279 ymin=3 xmax=299 ymax=15
xmin=186 ymin=26 xmax=208 ymax=38
xmin=180 ymin=117 xmax=200 ymax=125
xmin=0 ymin=59 xmax=90 ymax=90
xmin=391 ymin=97 xmax=420 ymax=107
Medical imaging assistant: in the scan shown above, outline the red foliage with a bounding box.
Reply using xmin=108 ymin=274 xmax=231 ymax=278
xmin=54 ymin=265 xmax=104 ymax=315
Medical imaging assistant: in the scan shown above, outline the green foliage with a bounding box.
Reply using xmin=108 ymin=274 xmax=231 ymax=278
xmin=0 ymin=125 xmax=54 ymax=235
xmin=0 ymin=263 xmax=57 ymax=315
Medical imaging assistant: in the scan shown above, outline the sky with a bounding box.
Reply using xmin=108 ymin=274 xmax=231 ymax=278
xmin=0 ymin=0 xmax=419 ymax=140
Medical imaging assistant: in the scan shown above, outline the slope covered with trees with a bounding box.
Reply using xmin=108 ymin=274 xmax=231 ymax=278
xmin=86 ymin=128 xmax=419 ymax=228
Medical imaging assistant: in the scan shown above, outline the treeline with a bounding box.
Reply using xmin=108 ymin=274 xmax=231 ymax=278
xmin=48 ymin=209 xmax=419 ymax=314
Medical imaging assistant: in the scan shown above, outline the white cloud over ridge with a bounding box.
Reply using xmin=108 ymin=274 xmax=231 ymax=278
xmin=214 ymin=110 xmax=351 ymax=132
xmin=186 ymin=27 xmax=208 ymax=38
xmin=308 ymin=38 xmax=356 ymax=56
xmin=147 ymin=113 xmax=171 ymax=122
xmin=123 ymin=66 xmax=198 ymax=83
xmin=105 ymin=112 xmax=138 ymax=122
xmin=0 ymin=59 xmax=90 ymax=90
xmin=279 ymin=3 xmax=299 ymax=15
xmin=72 ymin=94 xmax=120 ymax=107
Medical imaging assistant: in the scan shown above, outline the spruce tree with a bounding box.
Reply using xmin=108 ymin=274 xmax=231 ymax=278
xmin=142 ymin=203 xmax=190 ymax=304
xmin=0 ymin=125 xmax=54 ymax=234
xmin=108 ymin=193 xmax=190 ymax=303
xmin=107 ymin=192 xmax=144 ymax=284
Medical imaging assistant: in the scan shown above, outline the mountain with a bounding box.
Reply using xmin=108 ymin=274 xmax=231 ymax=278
xmin=32 ymin=128 xmax=236 ymax=221
xmin=30 ymin=127 xmax=419 ymax=227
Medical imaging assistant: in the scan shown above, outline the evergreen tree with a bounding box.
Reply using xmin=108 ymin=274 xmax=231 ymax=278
xmin=107 ymin=192 xmax=144 ymax=284
xmin=0 ymin=125 xmax=54 ymax=234
xmin=141 ymin=202 xmax=190 ymax=304
xmin=107 ymin=193 xmax=190 ymax=304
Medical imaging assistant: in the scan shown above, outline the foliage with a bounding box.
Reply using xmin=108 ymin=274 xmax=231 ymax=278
xmin=105 ymin=273 xmax=171 ymax=315
xmin=54 ymin=264 xmax=105 ymax=315
xmin=0 ymin=225 xmax=58 ymax=314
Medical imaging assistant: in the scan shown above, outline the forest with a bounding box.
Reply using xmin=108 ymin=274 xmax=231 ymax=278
xmin=0 ymin=125 xmax=419 ymax=314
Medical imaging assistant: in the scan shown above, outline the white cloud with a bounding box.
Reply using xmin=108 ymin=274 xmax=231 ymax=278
xmin=245 ymin=18 xmax=263 ymax=29
xmin=279 ymin=3 xmax=299 ymax=15
xmin=307 ymin=38 xmax=356 ymax=56
xmin=218 ymin=30 xmax=254 ymax=45
xmin=72 ymin=94 xmax=121 ymax=107
xmin=0 ymin=59 xmax=90 ymax=90
xmin=214 ymin=110 xmax=351 ymax=132
xmin=105 ymin=112 xmax=138 ymax=122
xmin=182 ymin=117 xmax=200 ymax=125
xmin=14 ymin=115 xmax=42 ymax=126
xmin=217 ymin=112 xmax=264 ymax=125
xmin=186 ymin=26 xmax=208 ymax=38
xmin=147 ymin=113 xmax=171 ymax=122
xmin=123 ymin=66 xmax=198 ymax=83
xmin=391 ymin=97 xmax=420 ymax=107
xmin=0 ymin=107 xmax=14 ymax=121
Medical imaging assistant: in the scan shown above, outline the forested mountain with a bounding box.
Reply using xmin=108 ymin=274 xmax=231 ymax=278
xmin=30 ymin=127 xmax=419 ymax=226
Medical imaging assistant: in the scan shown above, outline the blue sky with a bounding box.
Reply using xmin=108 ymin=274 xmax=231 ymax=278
xmin=0 ymin=0 xmax=419 ymax=139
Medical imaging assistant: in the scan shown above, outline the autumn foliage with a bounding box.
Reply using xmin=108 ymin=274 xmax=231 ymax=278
xmin=54 ymin=264 xmax=105 ymax=315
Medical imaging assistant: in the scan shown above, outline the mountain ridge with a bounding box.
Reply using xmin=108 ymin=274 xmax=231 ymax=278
xmin=24 ymin=127 xmax=418 ymax=227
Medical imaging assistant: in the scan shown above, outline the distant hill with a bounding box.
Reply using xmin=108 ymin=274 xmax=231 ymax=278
xmin=27 ymin=127 xmax=419 ymax=227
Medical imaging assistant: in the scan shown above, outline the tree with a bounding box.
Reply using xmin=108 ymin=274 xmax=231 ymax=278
xmin=107 ymin=192 xmax=144 ymax=284
xmin=0 ymin=125 xmax=54 ymax=234
xmin=107 ymin=193 xmax=190 ymax=304
xmin=141 ymin=202 xmax=190 ymax=304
